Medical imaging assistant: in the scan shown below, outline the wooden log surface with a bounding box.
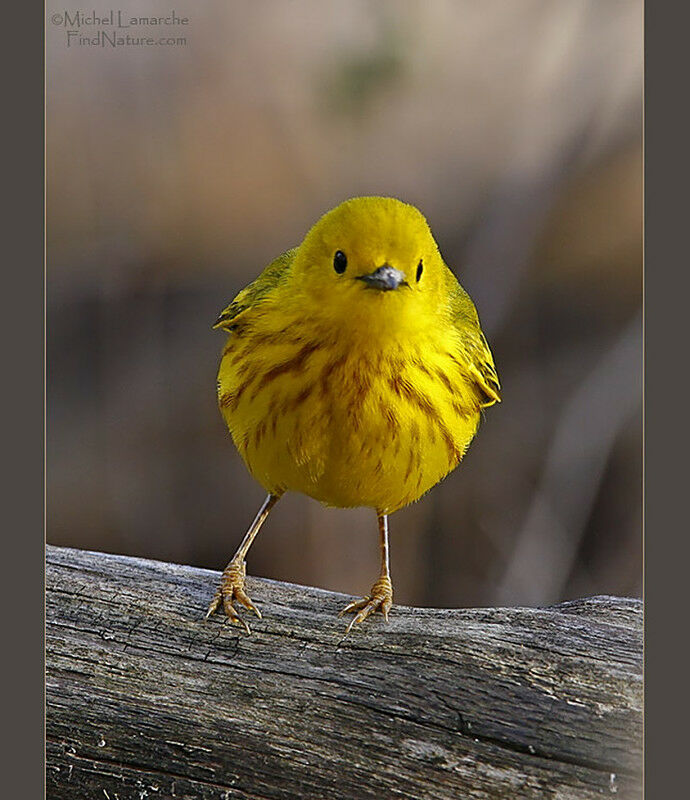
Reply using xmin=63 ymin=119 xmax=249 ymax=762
xmin=46 ymin=545 xmax=643 ymax=800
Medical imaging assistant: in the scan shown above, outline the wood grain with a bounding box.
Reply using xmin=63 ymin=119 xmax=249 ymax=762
xmin=46 ymin=545 xmax=642 ymax=799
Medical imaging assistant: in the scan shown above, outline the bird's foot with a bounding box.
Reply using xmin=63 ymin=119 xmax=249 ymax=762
xmin=206 ymin=558 xmax=261 ymax=634
xmin=339 ymin=575 xmax=393 ymax=633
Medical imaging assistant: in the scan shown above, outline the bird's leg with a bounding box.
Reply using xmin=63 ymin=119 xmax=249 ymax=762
xmin=206 ymin=492 xmax=281 ymax=633
xmin=340 ymin=512 xmax=394 ymax=633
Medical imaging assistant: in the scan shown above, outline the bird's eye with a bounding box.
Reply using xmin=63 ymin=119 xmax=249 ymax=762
xmin=416 ymin=260 xmax=423 ymax=282
xmin=333 ymin=250 xmax=347 ymax=274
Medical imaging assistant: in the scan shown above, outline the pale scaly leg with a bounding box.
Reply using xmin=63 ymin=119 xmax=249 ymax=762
xmin=206 ymin=493 xmax=281 ymax=633
xmin=340 ymin=512 xmax=394 ymax=633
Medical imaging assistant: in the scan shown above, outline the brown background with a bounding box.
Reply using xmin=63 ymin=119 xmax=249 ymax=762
xmin=47 ymin=0 xmax=642 ymax=608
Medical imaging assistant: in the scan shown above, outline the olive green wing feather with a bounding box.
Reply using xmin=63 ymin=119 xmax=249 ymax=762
xmin=214 ymin=248 xmax=296 ymax=331
xmin=445 ymin=266 xmax=502 ymax=408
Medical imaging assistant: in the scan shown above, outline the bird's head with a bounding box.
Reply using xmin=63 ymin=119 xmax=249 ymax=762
xmin=290 ymin=197 xmax=449 ymax=337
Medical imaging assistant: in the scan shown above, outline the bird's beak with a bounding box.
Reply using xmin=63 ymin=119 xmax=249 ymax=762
xmin=356 ymin=265 xmax=408 ymax=291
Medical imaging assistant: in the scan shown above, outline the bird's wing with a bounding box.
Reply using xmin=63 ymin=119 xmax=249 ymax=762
xmin=445 ymin=267 xmax=502 ymax=408
xmin=214 ymin=248 xmax=296 ymax=331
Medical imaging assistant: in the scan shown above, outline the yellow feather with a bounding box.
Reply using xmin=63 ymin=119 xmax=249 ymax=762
xmin=216 ymin=196 xmax=500 ymax=514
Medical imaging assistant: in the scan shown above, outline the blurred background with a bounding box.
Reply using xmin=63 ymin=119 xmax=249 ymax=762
xmin=47 ymin=0 xmax=642 ymax=608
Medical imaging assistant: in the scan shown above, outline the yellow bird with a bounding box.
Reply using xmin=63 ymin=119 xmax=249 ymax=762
xmin=207 ymin=197 xmax=501 ymax=633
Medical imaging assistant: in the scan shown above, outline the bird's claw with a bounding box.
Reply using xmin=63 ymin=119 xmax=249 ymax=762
xmin=340 ymin=576 xmax=393 ymax=634
xmin=206 ymin=558 xmax=261 ymax=634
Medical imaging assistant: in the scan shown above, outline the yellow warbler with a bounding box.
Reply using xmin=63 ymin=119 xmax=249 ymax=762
xmin=207 ymin=197 xmax=500 ymax=633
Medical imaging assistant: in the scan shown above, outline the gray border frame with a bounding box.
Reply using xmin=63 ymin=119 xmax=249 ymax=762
xmin=7 ymin=2 xmax=45 ymax=797
xmin=644 ymin=1 xmax=688 ymax=797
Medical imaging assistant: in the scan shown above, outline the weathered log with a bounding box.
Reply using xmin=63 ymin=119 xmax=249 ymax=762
xmin=46 ymin=545 xmax=642 ymax=800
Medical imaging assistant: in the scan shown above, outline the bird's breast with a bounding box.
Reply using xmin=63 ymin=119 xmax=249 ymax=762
xmin=217 ymin=324 xmax=482 ymax=511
